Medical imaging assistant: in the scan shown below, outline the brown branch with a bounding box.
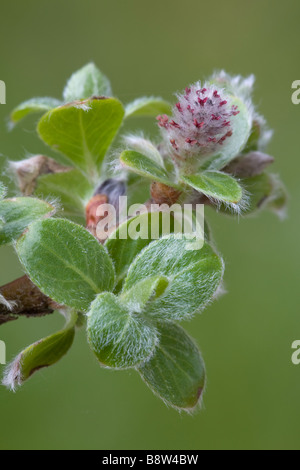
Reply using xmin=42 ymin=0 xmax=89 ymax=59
xmin=0 ymin=275 xmax=57 ymax=325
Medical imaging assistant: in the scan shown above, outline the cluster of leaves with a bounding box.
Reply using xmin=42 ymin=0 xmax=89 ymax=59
xmin=0 ymin=64 xmax=287 ymax=411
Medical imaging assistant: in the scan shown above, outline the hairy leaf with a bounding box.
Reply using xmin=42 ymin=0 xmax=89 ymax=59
xmin=10 ymin=97 xmax=62 ymax=125
xmin=125 ymin=97 xmax=172 ymax=119
xmin=2 ymin=310 xmax=77 ymax=391
xmin=182 ymin=171 xmax=243 ymax=204
xmin=123 ymin=236 xmax=224 ymax=321
xmin=87 ymin=292 xmax=158 ymax=369
xmin=35 ymin=169 xmax=94 ymax=224
xmin=16 ymin=218 xmax=115 ymax=311
xmin=63 ymin=63 xmax=112 ymax=102
xmin=124 ymin=135 xmax=165 ymax=167
xmin=38 ymin=98 xmax=124 ymax=179
xmin=138 ymin=322 xmax=205 ymax=411
xmin=120 ymin=150 xmax=178 ymax=188
xmin=0 ymin=197 xmax=55 ymax=246
xmin=240 ymin=172 xmax=273 ymax=214
xmin=106 ymin=212 xmax=176 ymax=292
xmin=121 ymin=275 xmax=169 ymax=311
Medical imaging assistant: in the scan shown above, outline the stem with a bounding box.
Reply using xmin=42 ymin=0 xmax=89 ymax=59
xmin=0 ymin=275 xmax=58 ymax=325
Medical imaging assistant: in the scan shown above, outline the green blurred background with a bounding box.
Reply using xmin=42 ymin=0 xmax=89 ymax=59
xmin=0 ymin=0 xmax=299 ymax=450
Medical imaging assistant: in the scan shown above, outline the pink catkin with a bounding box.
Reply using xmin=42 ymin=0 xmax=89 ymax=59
xmin=157 ymin=82 xmax=240 ymax=163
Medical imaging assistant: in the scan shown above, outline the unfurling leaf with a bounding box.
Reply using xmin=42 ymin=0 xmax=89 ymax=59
xmin=0 ymin=197 xmax=55 ymax=246
xmin=138 ymin=322 xmax=205 ymax=411
xmin=239 ymin=172 xmax=273 ymax=214
xmin=121 ymin=276 xmax=169 ymax=311
xmin=125 ymin=97 xmax=172 ymax=119
xmin=10 ymin=97 xmax=62 ymax=125
xmin=106 ymin=212 xmax=176 ymax=292
xmin=124 ymin=135 xmax=165 ymax=167
xmin=16 ymin=218 xmax=115 ymax=311
xmin=63 ymin=63 xmax=112 ymax=102
xmin=87 ymin=293 xmax=158 ymax=369
xmin=123 ymin=236 xmax=224 ymax=321
xmin=38 ymin=98 xmax=124 ymax=179
xmin=120 ymin=150 xmax=178 ymax=188
xmin=2 ymin=310 xmax=77 ymax=391
xmin=182 ymin=171 xmax=243 ymax=205
xmin=35 ymin=169 xmax=94 ymax=224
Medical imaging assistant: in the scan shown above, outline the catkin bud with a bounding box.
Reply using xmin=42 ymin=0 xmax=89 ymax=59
xmin=157 ymin=83 xmax=240 ymax=171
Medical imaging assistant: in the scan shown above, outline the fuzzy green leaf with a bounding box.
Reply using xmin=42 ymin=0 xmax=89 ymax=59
xmin=0 ymin=197 xmax=55 ymax=246
xmin=35 ymin=169 xmax=94 ymax=224
xmin=126 ymin=172 xmax=151 ymax=207
xmin=239 ymin=173 xmax=273 ymax=214
xmin=243 ymin=120 xmax=261 ymax=153
xmin=125 ymin=97 xmax=172 ymax=119
xmin=38 ymin=98 xmax=124 ymax=179
xmin=138 ymin=322 xmax=205 ymax=411
xmin=203 ymin=96 xmax=252 ymax=170
xmin=10 ymin=97 xmax=62 ymax=125
xmin=182 ymin=171 xmax=243 ymax=205
xmin=240 ymin=173 xmax=287 ymax=219
xmin=87 ymin=292 xmax=158 ymax=369
xmin=121 ymin=275 xmax=169 ymax=311
xmin=63 ymin=63 xmax=112 ymax=102
xmin=120 ymin=150 xmax=178 ymax=188
xmin=123 ymin=236 xmax=224 ymax=321
xmin=16 ymin=218 xmax=115 ymax=311
xmin=124 ymin=135 xmax=165 ymax=167
xmin=106 ymin=212 xmax=176 ymax=292
xmin=3 ymin=310 xmax=77 ymax=390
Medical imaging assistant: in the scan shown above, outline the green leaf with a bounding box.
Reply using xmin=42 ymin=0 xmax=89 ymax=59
xmin=0 ymin=197 xmax=55 ymax=246
xmin=138 ymin=322 xmax=205 ymax=411
xmin=3 ymin=310 xmax=77 ymax=391
xmin=126 ymin=172 xmax=151 ymax=207
xmin=123 ymin=236 xmax=224 ymax=321
xmin=121 ymin=275 xmax=169 ymax=311
xmin=120 ymin=150 xmax=179 ymax=188
xmin=106 ymin=212 xmax=176 ymax=292
xmin=203 ymin=96 xmax=252 ymax=170
xmin=16 ymin=218 xmax=115 ymax=311
xmin=182 ymin=171 xmax=243 ymax=205
xmin=241 ymin=173 xmax=287 ymax=219
xmin=240 ymin=172 xmax=273 ymax=214
xmin=87 ymin=292 xmax=158 ymax=369
xmin=0 ymin=182 xmax=6 ymax=200
xmin=243 ymin=120 xmax=261 ymax=153
xmin=63 ymin=63 xmax=112 ymax=102
xmin=124 ymin=135 xmax=165 ymax=167
xmin=38 ymin=98 xmax=124 ymax=180
xmin=10 ymin=97 xmax=62 ymax=125
xmin=125 ymin=97 xmax=172 ymax=119
xmin=35 ymin=169 xmax=94 ymax=224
